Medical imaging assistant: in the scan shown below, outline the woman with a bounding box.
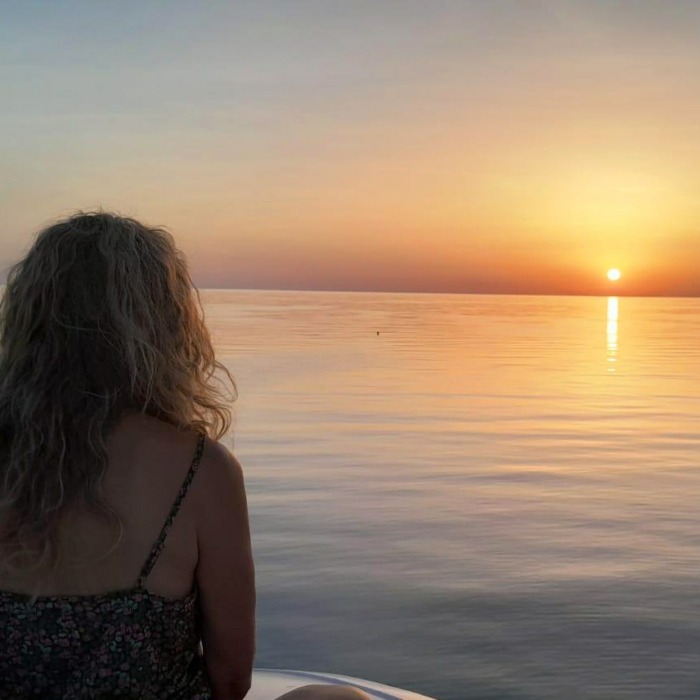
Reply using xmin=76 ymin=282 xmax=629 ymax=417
xmin=0 ymin=212 xmax=367 ymax=700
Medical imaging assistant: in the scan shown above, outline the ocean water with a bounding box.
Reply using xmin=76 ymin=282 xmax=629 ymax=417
xmin=202 ymin=290 xmax=700 ymax=700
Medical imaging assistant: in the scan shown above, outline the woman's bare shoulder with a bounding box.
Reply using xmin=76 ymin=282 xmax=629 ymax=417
xmin=108 ymin=412 xmax=244 ymax=496
xmin=190 ymin=436 xmax=245 ymax=510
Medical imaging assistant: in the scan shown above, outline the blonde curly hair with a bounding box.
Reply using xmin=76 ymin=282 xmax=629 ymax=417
xmin=0 ymin=211 xmax=235 ymax=576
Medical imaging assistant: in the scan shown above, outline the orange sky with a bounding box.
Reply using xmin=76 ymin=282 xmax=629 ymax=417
xmin=2 ymin=2 xmax=699 ymax=295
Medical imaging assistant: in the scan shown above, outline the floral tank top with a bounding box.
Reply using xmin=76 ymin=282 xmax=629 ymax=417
xmin=0 ymin=433 xmax=212 ymax=699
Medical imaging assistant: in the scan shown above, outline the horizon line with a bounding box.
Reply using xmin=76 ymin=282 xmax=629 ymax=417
xmin=197 ymin=287 xmax=700 ymax=299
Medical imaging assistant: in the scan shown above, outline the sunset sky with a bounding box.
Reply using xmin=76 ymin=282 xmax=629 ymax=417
xmin=2 ymin=1 xmax=699 ymax=296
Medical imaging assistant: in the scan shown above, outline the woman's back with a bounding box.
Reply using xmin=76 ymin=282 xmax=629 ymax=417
xmin=0 ymin=413 xmax=255 ymax=699
xmin=0 ymin=414 xmax=203 ymax=601
xmin=0 ymin=413 xmax=253 ymax=699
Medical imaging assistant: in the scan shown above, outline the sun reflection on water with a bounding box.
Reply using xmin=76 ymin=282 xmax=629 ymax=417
xmin=607 ymin=296 xmax=618 ymax=372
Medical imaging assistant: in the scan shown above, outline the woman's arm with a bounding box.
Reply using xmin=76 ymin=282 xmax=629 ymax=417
xmin=193 ymin=439 xmax=256 ymax=700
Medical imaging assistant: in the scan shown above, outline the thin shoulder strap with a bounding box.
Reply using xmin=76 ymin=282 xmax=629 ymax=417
xmin=137 ymin=432 xmax=206 ymax=588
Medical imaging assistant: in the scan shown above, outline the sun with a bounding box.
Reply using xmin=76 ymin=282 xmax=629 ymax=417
xmin=607 ymin=268 xmax=621 ymax=282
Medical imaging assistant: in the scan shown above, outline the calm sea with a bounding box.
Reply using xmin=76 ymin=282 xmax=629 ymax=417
xmin=202 ymin=290 xmax=700 ymax=700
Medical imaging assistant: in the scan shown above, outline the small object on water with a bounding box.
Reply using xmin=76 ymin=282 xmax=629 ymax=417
xmin=248 ymin=669 xmax=436 ymax=700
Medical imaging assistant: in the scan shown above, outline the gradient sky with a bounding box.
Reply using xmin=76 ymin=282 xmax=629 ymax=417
xmin=2 ymin=1 xmax=700 ymax=295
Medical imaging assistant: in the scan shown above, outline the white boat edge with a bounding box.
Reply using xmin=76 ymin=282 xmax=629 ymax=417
xmin=248 ymin=669 xmax=438 ymax=700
